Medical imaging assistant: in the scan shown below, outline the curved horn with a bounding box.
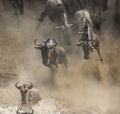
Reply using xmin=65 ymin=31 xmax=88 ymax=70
xmin=15 ymin=82 xmax=20 ymax=89
xmin=76 ymin=41 xmax=86 ymax=46
xmin=16 ymin=108 xmax=20 ymax=114
xmin=53 ymin=39 xmax=57 ymax=46
xmin=28 ymin=82 xmax=33 ymax=89
xmin=34 ymin=39 xmax=40 ymax=46
xmin=30 ymin=108 xmax=34 ymax=114
xmin=34 ymin=39 xmax=44 ymax=47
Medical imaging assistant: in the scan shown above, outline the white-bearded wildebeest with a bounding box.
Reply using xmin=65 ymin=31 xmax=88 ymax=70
xmin=34 ymin=39 xmax=68 ymax=85
xmin=16 ymin=108 xmax=34 ymax=114
xmin=37 ymin=0 xmax=72 ymax=46
xmin=34 ymin=39 xmax=68 ymax=68
xmin=15 ymin=82 xmax=41 ymax=105
xmin=75 ymin=15 xmax=103 ymax=61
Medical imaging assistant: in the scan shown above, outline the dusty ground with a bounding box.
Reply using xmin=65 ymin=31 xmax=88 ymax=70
xmin=0 ymin=0 xmax=120 ymax=114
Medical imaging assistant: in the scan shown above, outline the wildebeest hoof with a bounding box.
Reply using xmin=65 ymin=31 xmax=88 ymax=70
xmin=75 ymin=42 xmax=81 ymax=46
xmin=101 ymin=58 xmax=103 ymax=62
xmin=37 ymin=18 xmax=42 ymax=22
xmin=84 ymin=56 xmax=89 ymax=60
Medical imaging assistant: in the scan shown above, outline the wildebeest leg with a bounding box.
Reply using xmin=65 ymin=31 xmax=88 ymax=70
xmin=12 ymin=1 xmax=20 ymax=26
xmin=63 ymin=27 xmax=72 ymax=45
xmin=63 ymin=55 xmax=68 ymax=68
xmin=38 ymin=6 xmax=48 ymax=22
xmin=2 ymin=0 xmax=6 ymax=9
xmin=49 ymin=67 xmax=56 ymax=87
xmin=82 ymin=45 xmax=89 ymax=60
xmin=102 ymin=0 xmax=108 ymax=11
xmin=95 ymin=46 xmax=103 ymax=61
xmin=18 ymin=0 xmax=24 ymax=15
xmin=62 ymin=13 xmax=72 ymax=45
xmin=64 ymin=58 xmax=68 ymax=68
xmin=37 ymin=7 xmax=48 ymax=30
xmin=28 ymin=0 xmax=34 ymax=9
xmin=11 ymin=1 xmax=18 ymax=16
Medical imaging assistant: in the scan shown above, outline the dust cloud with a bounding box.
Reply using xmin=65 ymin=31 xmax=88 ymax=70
xmin=0 ymin=0 xmax=120 ymax=114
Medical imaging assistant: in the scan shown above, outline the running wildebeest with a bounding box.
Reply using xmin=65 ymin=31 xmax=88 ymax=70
xmin=34 ymin=39 xmax=68 ymax=68
xmin=16 ymin=108 xmax=34 ymax=114
xmin=15 ymin=82 xmax=41 ymax=105
xmin=34 ymin=38 xmax=68 ymax=85
xmin=75 ymin=17 xmax=103 ymax=61
xmin=11 ymin=0 xmax=24 ymax=15
xmin=37 ymin=0 xmax=72 ymax=45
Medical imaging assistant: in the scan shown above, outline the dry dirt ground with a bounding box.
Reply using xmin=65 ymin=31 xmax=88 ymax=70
xmin=0 ymin=0 xmax=120 ymax=114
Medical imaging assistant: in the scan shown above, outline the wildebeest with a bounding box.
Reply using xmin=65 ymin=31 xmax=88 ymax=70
xmin=75 ymin=17 xmax=103 ymax=61
xmin=16 ymin=108 xmax=34 ymax=114
xmin=34 ymin=38 xmax=68 ymax=86
xmin=15 ymin=82 xmax=41 ymax=105
xmin=37 ymin=0 xmax=71 ymax=45
xmin=10 ymin=0 xmax=24 ymax=15
xmin=34 ymin=39 xmax=68 ymax=68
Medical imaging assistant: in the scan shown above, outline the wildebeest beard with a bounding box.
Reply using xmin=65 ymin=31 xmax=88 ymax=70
xmin=20 ymin=89 xmax=28 ymax=104
xmin=41 ymin=46 xmax=57 ymax=67
xmin=40 ymin=44 xmax=50 ymax=66
xmin=82 ymin=42 xmax=90 ymax=60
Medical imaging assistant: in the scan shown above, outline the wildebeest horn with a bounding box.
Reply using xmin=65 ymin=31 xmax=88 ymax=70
xmin=34 ymin=39 xmax=44 ymax=48
xmin=54 ymin=25 xmax=65 ymax=29
xmin=53 ymin=39 xmax=57 ymax=46
xmin=76 ymin=41 xmax=86 ymax=46
xmin=76 ymin=42 xmax=82 ymax=46
xmin=16 ymin=108 xmax=22 ymax=114
xmin=16 ymin=108 xmax=20 ymax=114
xmin=78 ymin=31 xmax=83 ymax=35
xmin=34 ymin=39 xmax=40 ymax=46
xmin=30 ymin=108 xmax=34 ymax=114
xmin=28 ymin=82 xmax=33 ymax=89
xmin=16 ymin=108 xmax=34 ymax=114
xmin=15 ymin=82 xmax=20 ymax=89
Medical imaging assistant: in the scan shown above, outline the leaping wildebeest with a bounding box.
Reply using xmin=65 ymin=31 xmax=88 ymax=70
xmin=16 ymin=108 xmax=34 ymax=114
xmin=37 ymin=0 xmax=72 ymax=45
xmin=75 ymin=13 xmax=103 ymax=61
xmin=15 ymin=82 xmax=41 ymax=105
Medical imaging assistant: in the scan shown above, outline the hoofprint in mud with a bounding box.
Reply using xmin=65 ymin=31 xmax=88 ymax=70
xmin=0 ymin=98 xmax=104 ymax=114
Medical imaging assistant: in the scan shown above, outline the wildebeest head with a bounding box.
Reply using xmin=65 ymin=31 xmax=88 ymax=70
xmin=15 ymin=82 xmax=33 ymax=104
xmin=16 ymin=108 xmax=34 ymax=114
xmin=34 ymin=39 xmax=48 ymax=66
xmin=76 ymin=41 xmax=90 ymax=60
xmin=15 ymin=82 xmax=33 ymax=90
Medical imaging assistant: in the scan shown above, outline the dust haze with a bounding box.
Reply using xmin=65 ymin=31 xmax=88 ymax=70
xmin=0 ymin=0 xmax=120 ymax=114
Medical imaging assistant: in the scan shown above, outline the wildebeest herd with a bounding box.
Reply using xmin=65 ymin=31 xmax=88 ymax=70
xmin=1 ymin=0 xmax=120 ymax=114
